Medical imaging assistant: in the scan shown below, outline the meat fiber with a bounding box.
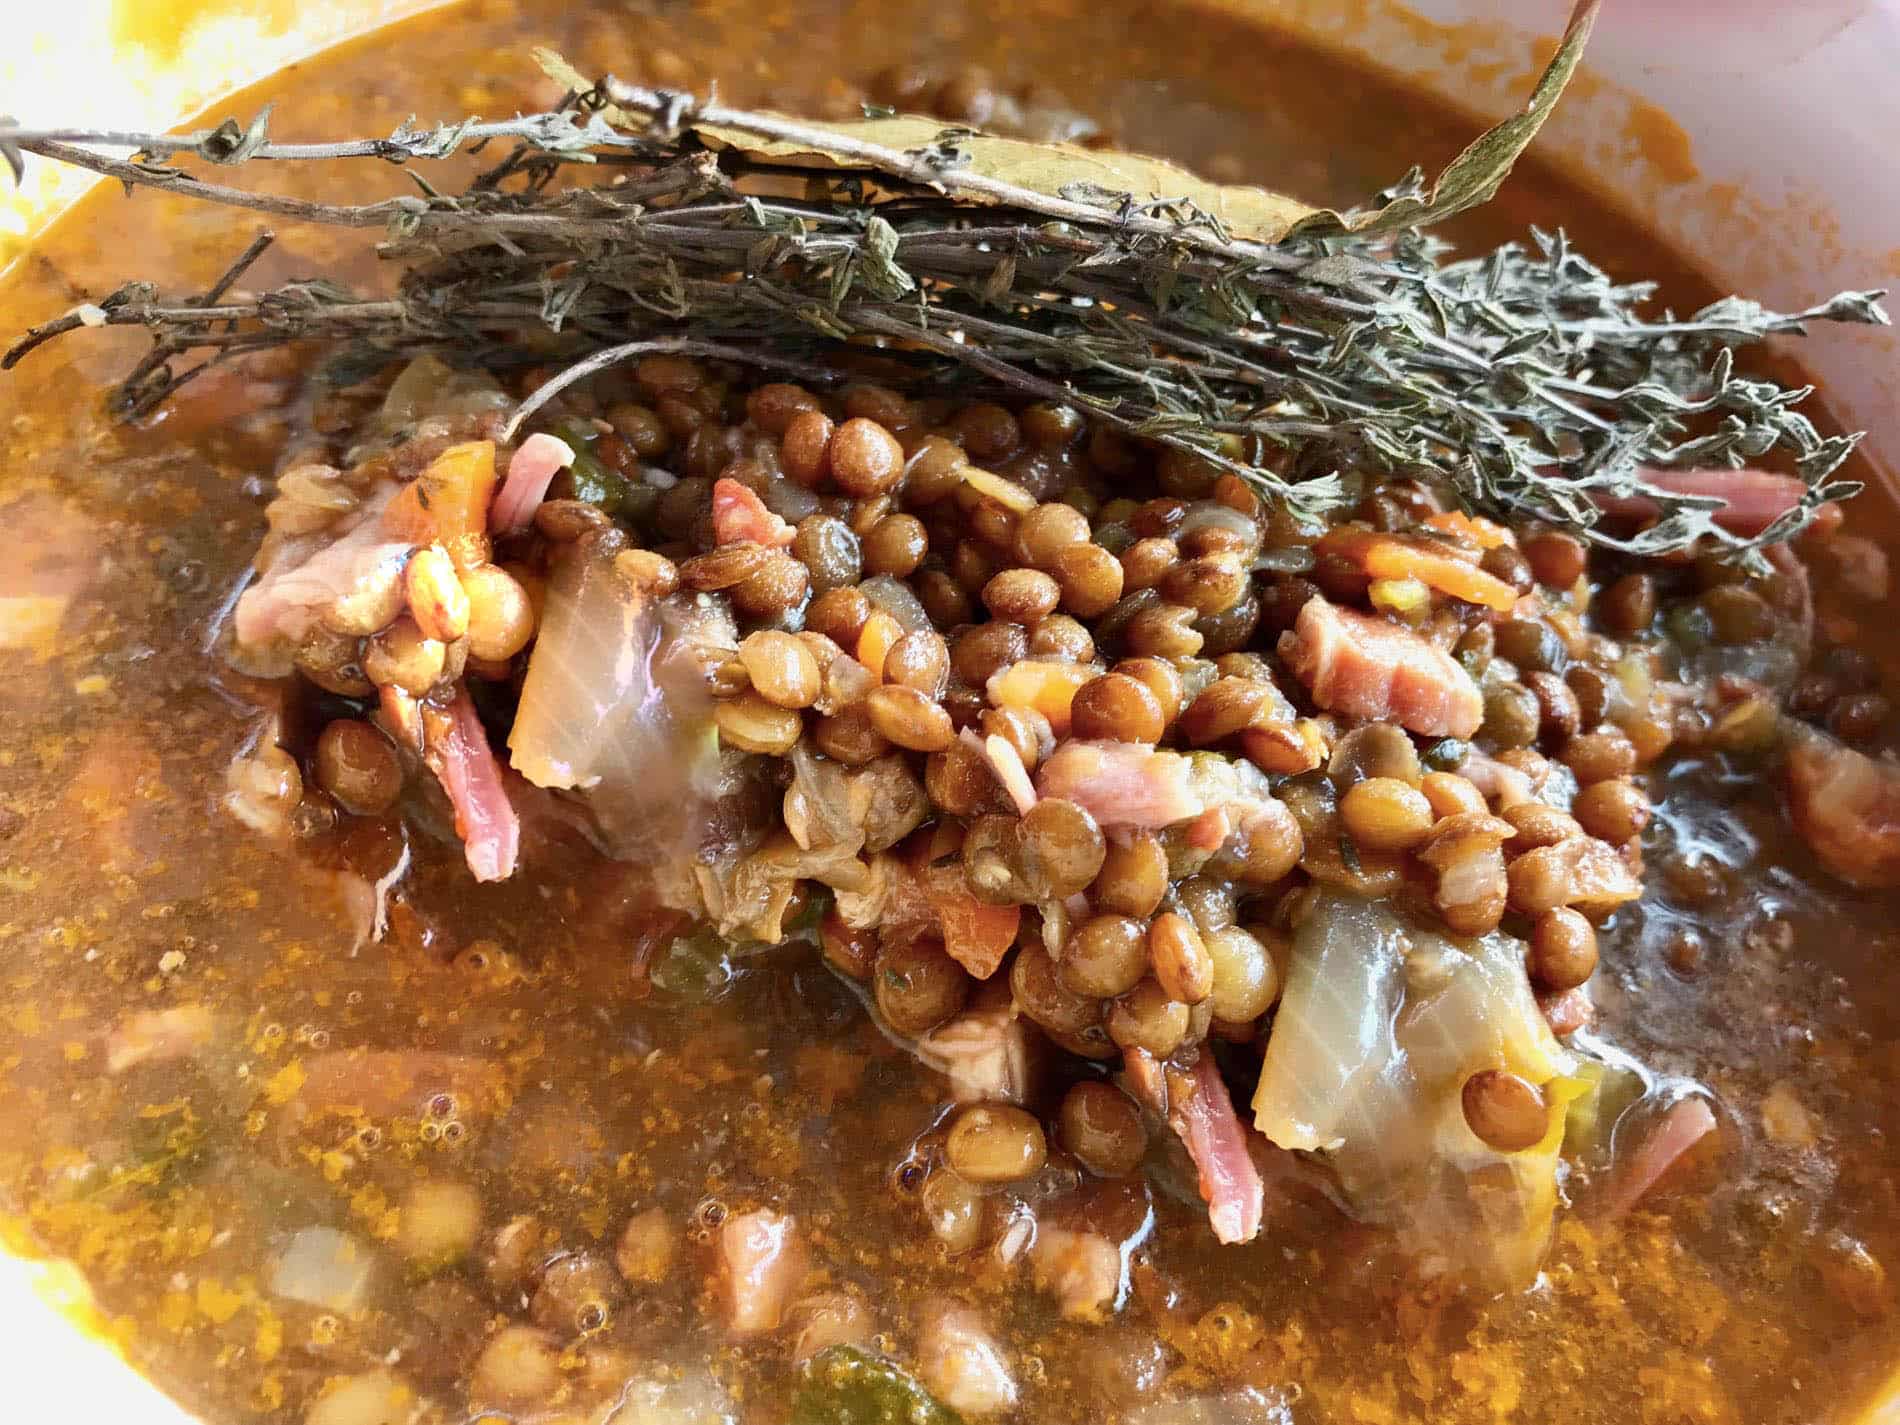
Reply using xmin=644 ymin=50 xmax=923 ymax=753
xmin=423 ymin=688 xmax=521 ymax=882
xmin=1278 ymin=596 xmax=1482 ymax=739
xmin=1165 ymin=1054 xmax=1265 ymax=1245
xmin=1786 ymin=726 xmax=1900 ymax=888
xmin=1034 ymin=741 xmax=1202 ymax=830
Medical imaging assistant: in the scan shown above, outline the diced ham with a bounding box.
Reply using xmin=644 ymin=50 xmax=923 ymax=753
xmin=1595 ymin=1096 xmax=1719 ymax=1221
xmin=1029 ymin=1227 xmax=1123 ymax=1322
xmin=1164 ymin=1055 xmax=1265 ymax=1246
xmin=712 ymin=477 xmax=795 ymax=548
xmin=1185 ymin=807 xmax=1231 ymax=852
xmin=1785 ymin=727 xmax=1900 ymax=888
xmin=105 ymin=1005 xmax=215 ymax=1074
xmin=1277 ymin=595 xmax=1482 ymax=739
xmin=914 ymin=989 xmax=1039 ymax=1104
xmin=233 ymin=485 xmax=414 ymax=649
xmin=423 ymin=688 xmax=521 ymax=882
xmin=718 ymin=1209 xmax=807 ymax=1334
xmin=1034 ymin=741 xmax=1203 ymax=830
xmin=916 ymin=1305 xmax=1017 ymax=1417
xmin=490 ymin=432 xmax=574 ymax=533
xmin=1592 ymin=467 xmax=1832 ymax=539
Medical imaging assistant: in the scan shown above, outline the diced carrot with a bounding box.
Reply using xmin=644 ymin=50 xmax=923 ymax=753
xmin=382 ymin=441 xmax=499 ymax=546
xmin=920 ymin=862 xmax=1019 ymax=980
xmin=1317 ymin=527 xmax=1518 ymax=612
xmin=984 ymin=659 xmax=1095 ymax=737
xmin=857 ymin=610 xmax=905 ymax=683
xmin=1425 ymin=509 xmax=1512 ymax=550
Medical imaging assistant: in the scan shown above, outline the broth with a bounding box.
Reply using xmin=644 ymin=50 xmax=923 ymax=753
xmin=1 ymin=2 xmax=1896 ymax=1423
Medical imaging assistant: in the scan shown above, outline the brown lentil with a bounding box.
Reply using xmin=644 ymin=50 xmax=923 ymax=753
xmin=1057 ymin=1082 xmax=1147 ymax=1178
xmin=682 ymin=541 xmax=770 ymax=592
xmin=1022 ymin=797 xmax=1109 ymax=899
xmin=875 ymin=937 xmax=971 ymax=1034
xmin=1599 ymin=572 xmax=1658 ymax=634
xmin=1011 ymin=944 xmax=1103 ymax=1036
xmin=1051 ymin=542 xmax=1126 ymax=618
xmin=925 ymin=740 xmax=994 ymax=818
xmin=791 ymin=515 xmax=863 ymax=593
xmin=1461 ymin=1070 xmax=1549 ymax=1153
xmin=861 ymin=513 xmax=929 ymax=577
xmin=1561 ymin=727 xmax=1640 ymax=784
xmin=613 ymin=548 xmax=680 ymax=599
xmin=1179 ymin=677 xmax=1272 ymax=746
xmin=780 ymin=410 xmax=836 ymax=487
xmin=1340 ymin=777 xmax=1436 ymax=853
xmin=949 ymin=403 xmax=1022 ymax=462
xmin=951 ymin=621 xmax=1029 ymax=687
xmin=902 ymin=436 xmax=970 ymax=507
xmin=1204 ymin=926 xmax=1280 ymax=1023
xmin=882 ymin=630 xmax=951 ymax=695
xmin=983 ymin=568 xmax=1062 ymax=622
xmin=1420 ymin=771 xmax=1488 ymax=820
xmin=810 ymin=705 xmax=891 ymax=765
xmin=1529 ymin=907 xmax=1599 ymax=991
xmin=1148 ymin=912 xmax=1214 ymax=1005
xmin=730 ymin=551 xmax=811 ymax=619
xmin=1522 ymin=530 xmax=1589 ymax=588
xmin=946 ymin=1104 xmax=1047 ymax=1184
xmin=314 ymin=719 xmax=403 ymax=816
xmin=1014 ymin=501 xmax=1091 ymax=569
xmin=1061 ymin=914 xmax=1152 ymax=998
xmin=1124 ymin=602 xmax=1205 ymax=658
xmin=1105 ymin=979 xmax=1191 ymax=1058
xmin=1572 ymin=776 xmax=1652 ymax=845
xmin=737 ymin=630 xmax=821 ymax=709
xmin=1070 ymin=673 xmax=1166 ymax=743
xmin=864 ymin=684 xmax=955 ymax=752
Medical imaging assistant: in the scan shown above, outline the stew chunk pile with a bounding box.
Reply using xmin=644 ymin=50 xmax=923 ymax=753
xmin=225 ymin=349 xmax=1898 ymax=1297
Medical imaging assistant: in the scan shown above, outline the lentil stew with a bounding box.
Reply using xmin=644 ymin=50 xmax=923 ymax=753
xmin=2 ymin=3 xmax=1898 ymax=1425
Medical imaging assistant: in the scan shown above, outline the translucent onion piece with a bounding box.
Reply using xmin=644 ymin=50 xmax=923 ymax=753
xmin=1252 ymin=891 xmax=1583 ymax=1288
xmin=509 ymin=545 xmax=733 ymax=872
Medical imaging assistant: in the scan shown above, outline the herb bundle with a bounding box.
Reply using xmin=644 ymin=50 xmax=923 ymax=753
xmin=1 ymin=0 xmax=1887 ymax=555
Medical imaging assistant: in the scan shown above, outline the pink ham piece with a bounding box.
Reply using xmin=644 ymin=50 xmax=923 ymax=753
xmin=718 ymin=1209 xmax=807 ymax=1334
xmin=424 ymin=688 xmax=521 ymax=882
xmin=1165 ymin=1054 xmax=1265 ymax=1245
xmin=1596 ymin=1096 xmax=1719 ymax=1221
xmin=490 ymin=432 xmax=574 ymax=533
xmin=1785 ymin=726 xmax=1900 ymax=888
xmin=712 ymin=477 xmax=795 ymax=548
xmin=1278 ymin=595 xmax=1483 ymax=739
xmin=1034 ymin=740 xmax=1202 ymax=830
xmin=961 ymin=727 xmax=1036 ymax=815
xmin=1592 ymin=467 xmax=1836 ymax=539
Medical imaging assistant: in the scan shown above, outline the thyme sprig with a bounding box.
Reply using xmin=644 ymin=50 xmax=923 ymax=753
xmin=1 ymin=26 xmax=1886 ymax=554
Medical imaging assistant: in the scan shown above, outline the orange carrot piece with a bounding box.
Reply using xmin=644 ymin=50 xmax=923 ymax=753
xmin=1425 ymin=509 xmax=1512 ymax=550
xmin=1318 ymin=528 xmax=1519 ymax=612
xmin=382 ymin=440 xmax=499 ymax=545
xmin=920 ymin=863 xmax=1019 ymax=979
xmin=983 ymin=659 xmax=1094 ymax=736
xmin=856 ymin=610 xmax=905 ymax=683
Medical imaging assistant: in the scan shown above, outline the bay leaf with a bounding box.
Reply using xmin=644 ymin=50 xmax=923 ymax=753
xmin=534 ymin=0 xmax=1597 ymax=245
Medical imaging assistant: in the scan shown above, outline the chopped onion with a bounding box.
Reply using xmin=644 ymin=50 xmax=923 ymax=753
xmin=1252 ymin=892 xmax=1585 ymax=1288
xmin=509 ymin=545 xmax=734 ymax=873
